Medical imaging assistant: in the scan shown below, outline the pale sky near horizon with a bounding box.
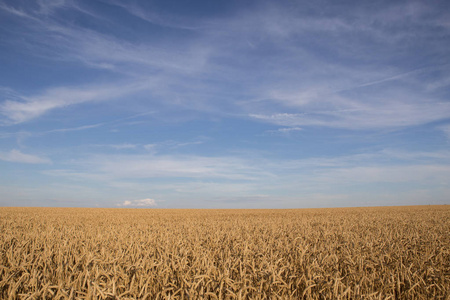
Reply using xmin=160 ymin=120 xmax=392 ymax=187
xmin=1 ymin=0 xmax=449 ymax=208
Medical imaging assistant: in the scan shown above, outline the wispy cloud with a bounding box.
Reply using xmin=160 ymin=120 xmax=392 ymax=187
xmin=38 ymin=147 xmax=450 ymax=207
xmin=0 ymin=123 xmax=103 ymax=142
xmin=119 ymin=198 xmax=157 ymax=207
xmin=0 ymin=81 xmax=150 ymax=124
xmin=47 ymin=148 xmax=450 ymax=185
xmin=249 ymin=92 xmax=450 ymax=129
xmin=103 ymin=0 xmax=203 ymax=31
xmin=143 ymin=139 xmax=207 ymax=153
xmin=110 ymin=144 xmax=138 ymax=150
xmin=323 ymin=165 xmax=450 ymax=185
xmin=87 ymin=154 xmax=266 ymax=180
xmin=1 ymin=1 xmax=449 ymax=207
xmin=89 ymin=143 xmax=140 ymax=150
xmin=0 ymin=149 xmax=51 ymax=164
xmin=0 ymin=2 xmax=33 ymax=18
xmin=221 ymin=3 xmax=450 ymax=130
xmin=439 ymin=125 xmax=450 ymax=140
xmin=265 ymin=127 xmax=303 ymax=135
xmin=45 ymin=123 xmax=104 ymax=133
xmin=2 ymin=0 xmax=449 ymax=130
xmin=0 ymin=1 xmax=211 ymax=74
xmin=42 ymin=151 xmax=271 ymax=183
xmin=36 ymin=0 xmax=68 ymax=15
xmin=86 ymin=139 xmax=206 ymax=153
xmin=208 ymin=194 xmax=271 ymax=204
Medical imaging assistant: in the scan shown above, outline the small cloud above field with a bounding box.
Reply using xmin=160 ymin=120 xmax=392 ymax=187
xmin=120 ymin=198 xmax=157 ymax=207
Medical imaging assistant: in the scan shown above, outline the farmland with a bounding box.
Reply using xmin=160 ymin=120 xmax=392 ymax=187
xmin=0 ymin=206 xmax=449 ymax=299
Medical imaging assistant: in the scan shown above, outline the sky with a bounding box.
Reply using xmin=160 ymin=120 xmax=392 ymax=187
xmin=0 ymin=0 xmax=449 ymax=208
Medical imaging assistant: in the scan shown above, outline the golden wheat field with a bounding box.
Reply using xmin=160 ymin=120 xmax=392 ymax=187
xmin=0 ymin=206 xmax=449 ymax=299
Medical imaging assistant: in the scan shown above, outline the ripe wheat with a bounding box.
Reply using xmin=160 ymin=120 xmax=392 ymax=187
xmin=0 ymin=206 xmax=449 ymax=299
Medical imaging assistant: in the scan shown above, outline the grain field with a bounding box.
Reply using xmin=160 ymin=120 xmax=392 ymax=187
xmin=0 ymin=206 xmax=449 ymax=299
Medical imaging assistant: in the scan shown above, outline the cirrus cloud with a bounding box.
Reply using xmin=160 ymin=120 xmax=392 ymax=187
xmin=0 ymin=149 xmax=51 ymax=164
xmin=119 ymin=198 xmax=157 ymax=207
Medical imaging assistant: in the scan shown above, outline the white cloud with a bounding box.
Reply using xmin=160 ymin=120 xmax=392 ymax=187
xmin=37 ymin=0 xmax=67 ymax=15
xmin=379 ymin=149 xmax=450 ymax=161
xmin=249 ymin=93 xmax=450 ymax=129
xmin=104 ymin=0 xmax=201 ymax=31
xmin=42 ymin=152 xmax=271 ymax=183
xmin=0 ymin=81 xmax=150 ymax=124
xmin=0 ymin=123 xmax=104 ymax=139
xmin=110 ymin=144 xmax=138 ymax=150
xmin=90 ymin=154 xmax=265 ymax=180
xmin=222 ymin=3 xmax=450 ymax=130
xmin=0 ymin=2 xmax=32 ymax=18
xmin=38 ymin=148 xmax=450 ymax=208
xmin=2 ymin=5 xmax=212 ymax=75
xmin=45 ymin=123 xmax=104 ymax=133
xmin=45 ymin=148 xmax=450 ymax=186
xmin=439 ymin=125 xmax=450 ymax=139
xmin=83 ymin=143 xmax=140 ymax=150
xmin=144 ymin=139 xmax=206 ymax=152
xmin=2 ymin=0 xmax=449 ymax=132
xmin=266 ymin=127 xmax=302 ymax=135
xmin=0 ymin=149 xmax=51 ymax=164
xmin=143 ymin=144 xmax=156 ymax=151
xmin=319 ymin=165 xmax=450 ymax=185
xmin=119 ymin=198 xmax=157 ymax=207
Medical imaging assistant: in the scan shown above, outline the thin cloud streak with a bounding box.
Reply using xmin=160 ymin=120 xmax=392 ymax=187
xmin=87 ymin=154 xmax=268 ymax=180
xmin=248 ymin=96 xmax=450 ymax=129
xmin=103 ymin=0 xmax=204 ymax=31
xmin=0 ymin=81 xmax=151 ymax=124
xmin=0 ymin=4 xmax=211 ymax=74
xmin=45 ymin=123 xmax=104 ymax=133
xmin=40 ymin=149 xmax=450 ymax=207
xmin=2 ymin=1 xmax=449 ymax=130
xmin=119 ymin=198 xmax=157 ymax=207
xmin=0 ymin=149 xmax=51 ymax=164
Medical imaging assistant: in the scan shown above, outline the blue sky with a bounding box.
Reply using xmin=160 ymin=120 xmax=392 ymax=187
xmin=0 ymin=0 xmax=449 ymax=208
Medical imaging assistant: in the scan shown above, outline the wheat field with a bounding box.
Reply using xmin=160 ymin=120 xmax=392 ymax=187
xmin=0 ymin=206 xmax=449 ymax=299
